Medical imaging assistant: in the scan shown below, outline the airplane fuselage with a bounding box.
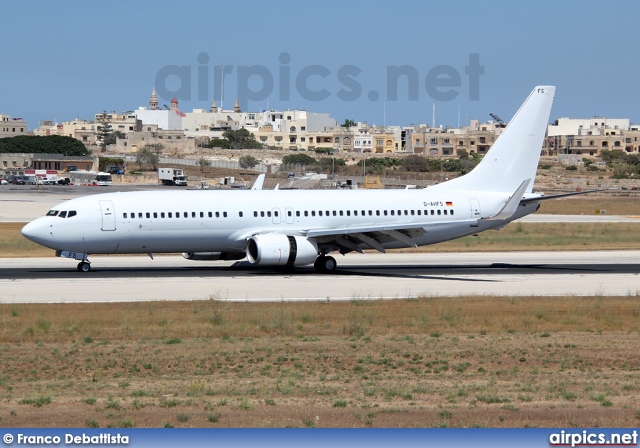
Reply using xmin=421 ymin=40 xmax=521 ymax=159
xmin=22 ymin=188 xmax=537 ymax=255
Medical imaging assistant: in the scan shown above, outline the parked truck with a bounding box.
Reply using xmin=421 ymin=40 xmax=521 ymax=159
xmin=158 ymin=168 xmax=188 ymax=186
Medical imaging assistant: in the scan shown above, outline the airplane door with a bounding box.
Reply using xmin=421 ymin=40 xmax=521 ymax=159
xmin=272 ymin=208 xmax=282 ymax=224
xmin=469 ymin=198 xmax=481 ymax=218
xmin=285 ymin=207 xmax=295 ymax=224
xmin=99 ymin=200 xmax=116 ymax=231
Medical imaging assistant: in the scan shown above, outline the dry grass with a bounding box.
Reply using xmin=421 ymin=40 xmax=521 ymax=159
xmin=538 ymin=196 xmax=640 ymax=215
xmin=0 ymin=297 xmax=639 ymax=428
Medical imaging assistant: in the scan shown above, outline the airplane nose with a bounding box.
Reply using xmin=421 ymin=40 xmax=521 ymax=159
xmin=21 ymin=219 xmax=51 ymax=246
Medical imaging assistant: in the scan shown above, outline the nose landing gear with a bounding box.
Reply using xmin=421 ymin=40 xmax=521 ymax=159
xmin=77 ymin=261 xmax=91 ymax=272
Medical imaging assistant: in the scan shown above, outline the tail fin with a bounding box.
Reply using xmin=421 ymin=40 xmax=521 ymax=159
xmin=431 ymin=86 xmax=555 ymax=193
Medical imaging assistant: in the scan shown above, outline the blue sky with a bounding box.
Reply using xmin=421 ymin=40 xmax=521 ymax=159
xmin=2 ymin=0 xmax=639 ymax=130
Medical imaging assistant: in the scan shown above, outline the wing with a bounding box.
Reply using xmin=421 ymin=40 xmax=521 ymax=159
xmin=302 ymin=219 xmax=479 ymax=254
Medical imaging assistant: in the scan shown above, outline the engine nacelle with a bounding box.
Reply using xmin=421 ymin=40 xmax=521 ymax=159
xmin=246 ymin=234 xmax=318 ymax=267
xmin=182 ymin=252 xmax=245 ymax=261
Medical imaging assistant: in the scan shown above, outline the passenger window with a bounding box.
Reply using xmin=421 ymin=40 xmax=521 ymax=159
xmin=431 ymin=210 xmax=435 ymax=215
xmin=444 ymin=210 xmax=448 ymax=215
xmin=260 ymin=211 xmax=265 ymax=217
xmin=384 ymin=210 xmax=388 ymax=216
xmin=326 ymin=210 xmax=330 ymax=216
xmin=274 ymin=211 xmax=278 ymax=217
xmin=239 ymin=212 xmax=243 ymax=217
xmin=68 ymin=211 xmax=77 ymax=218
xmin=176 ymin=212 xmax=180 ymax=218
xmin=200 ymin=212 xmax=204 ymax=218
xmin=333 ymin=211 xmax=337 ymax=216
xmin=168 ymin=212 xmax=173 ymax=218
xmin=437 ymin=210 xmax=441 ymax=215
xmin=154 ymin=212 xmax=158 ymax=218
xmin=304 ymin=211 xmax=308 ymax=217
xmin=287 ymin=211 xmax=292 ymax=217
xmin=354 ymin=210 xmax=358 ymax=216
xmin=296 ymin=211 xmax=300 ymax=217
xmin=376 ymin=210 xmax=380 ymax=216
xmin=347 ymin=210 xmax=351 ymax=216
xmin=411 ymin=210 xmax=415 ymax=215
xmin=192 ymin=212 xmax=196 ymax=218
xmin=131 ymin=212 xmax=135 ymax=219
xmin=223 ymin=212 xmax=227 ymax=218
xmin=339 ymin=211 xmax=343 ymax=216
xmin=183 ymin=212 xmax=188 ymax=218
xmin=161 ymin=212 xmax=165 ymax=218
xmin=451 ymin=210 xmax=454 ymax=216
xmin=215 ymin=212 xmax=220 ymax=218
xmin=208 ymin=212 xmax=212 ymax=218
xmin=254 ymin=211 xmax=258 ymax=217
xmin=123 ymin=213 xmax=128 ymax=218
xmin=369 ymin=210 xmax=373 ymax=216
xmin=138 ymin=213 xmax=143 ymax=218
xmin=311 ymin=211 xmax=316 ymax=217
xmin=390 ymin=210 xmax=395 ymax=216
xmin=404 ymin=210 xmax=408 ymax=215
xmin=146 ymin=212 xmax=151 ymax=218
xmin=267 ymin=211 xmax=272 ymax=217
xmin=417 ymin=210 xmax=421 ymax=215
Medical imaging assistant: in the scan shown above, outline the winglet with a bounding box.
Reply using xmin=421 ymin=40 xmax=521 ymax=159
xmin=486 ymin=178 xmax=530 ymax=221
xmin=251 ymin=174 xmax=265 ymax=190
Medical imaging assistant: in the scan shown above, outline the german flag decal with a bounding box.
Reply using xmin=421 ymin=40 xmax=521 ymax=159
xmin=446 ymin=201 xmax=453 ymax=206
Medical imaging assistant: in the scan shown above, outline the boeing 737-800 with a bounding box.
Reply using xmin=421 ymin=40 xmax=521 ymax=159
xmin=22 ymin=86 xmax=587 ymax=273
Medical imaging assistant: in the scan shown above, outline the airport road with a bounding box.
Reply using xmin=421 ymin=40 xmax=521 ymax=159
xmin=1 ymin=251 xmax=639 ymax=303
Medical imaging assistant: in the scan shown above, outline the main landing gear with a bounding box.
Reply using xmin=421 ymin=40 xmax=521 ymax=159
xmin=314 ymin=255 xmax=337 ymax=273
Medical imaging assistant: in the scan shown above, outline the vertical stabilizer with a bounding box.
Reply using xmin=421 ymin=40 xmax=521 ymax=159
xmin=431 ymin=86 xmax=555 ymax=193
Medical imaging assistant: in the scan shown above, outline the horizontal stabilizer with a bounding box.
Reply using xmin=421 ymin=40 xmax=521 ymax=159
xmin=521 ymin=188 xmax=610 ymax=203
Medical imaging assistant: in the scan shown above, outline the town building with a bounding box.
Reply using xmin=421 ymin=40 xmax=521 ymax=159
xmin=0 ymin=114 xmax=27 ymax=138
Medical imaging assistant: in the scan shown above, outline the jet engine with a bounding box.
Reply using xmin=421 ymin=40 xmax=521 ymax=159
xmin=246 ymin=234 xmax=318 ymax=267
xmin=182 ymin=252 xmax=245 ymax=261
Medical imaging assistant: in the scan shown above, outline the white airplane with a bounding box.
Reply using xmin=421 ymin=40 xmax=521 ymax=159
xmin=21 ymin=86 xmax=590 ymax=273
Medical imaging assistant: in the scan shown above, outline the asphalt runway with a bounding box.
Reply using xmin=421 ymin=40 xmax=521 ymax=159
xmin=2 ymin=188 xmax=640 ymax=303
xmin=2 ymin=251 xmax=639 ymax=303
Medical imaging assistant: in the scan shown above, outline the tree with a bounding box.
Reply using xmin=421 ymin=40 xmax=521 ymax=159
xmin=0 ymin=135 xmax=89 ymax=156
xmin=341 ymin=119 xmax=356 ymax=130
xmin=239 ymin=155 xmax=259 ymax=173
xmin=197 ymin=157 xmax=211 ymax=173
xmin=282 ymin=154 xmax=317 ymax=166
xmin=103 ymin=130 xmax=125 ymax=146
xmin=136 ymin=144 xmax=161 ymax=170
xmin=401 ymin=155 xmax=431 ymax=172
xmin=222 ymin=128 xmax=262 ymax=149
xmin=97 ymin=111 xmax=111 ymax=152
xmin=206 ymin=138 xmax=230 ymax=149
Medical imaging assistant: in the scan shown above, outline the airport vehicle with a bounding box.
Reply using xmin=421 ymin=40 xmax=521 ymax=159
xmin=159 ymin=168 xmax=188 ymax=186
xmin=67 ymin=171 xmax=113 ymax=186
xmin=22 ymin=86 xmax=594 ymax=273
xmin=107 ymin=166 xmax=124 ymax=175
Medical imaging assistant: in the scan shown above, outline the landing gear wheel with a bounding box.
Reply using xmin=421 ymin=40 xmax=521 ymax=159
xmin=77 ymin=261 xmax=91 ymax=272
xmin=314 ymin=255 xmax=337 ymax=273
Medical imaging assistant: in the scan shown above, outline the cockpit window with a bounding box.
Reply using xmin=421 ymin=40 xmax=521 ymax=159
xmin=47 ymin=210 xmax=59 ymax=216
xmin=68 ymin=211 xmax=77 ymax=218
xmin=58 ymin=211 xmax=68 ymax=218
